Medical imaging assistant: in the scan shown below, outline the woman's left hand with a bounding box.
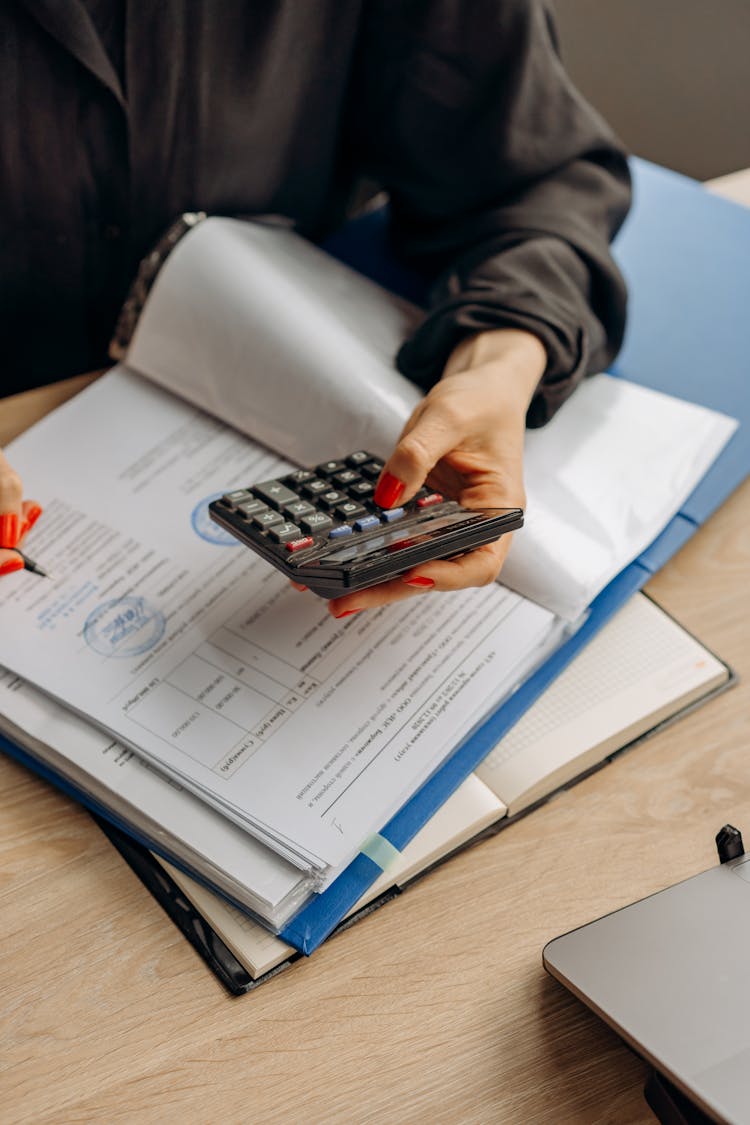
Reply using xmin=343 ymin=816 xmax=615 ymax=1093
xmin=324 ymin=327 xmax=546 ymax=618
xmin=0 ymin=449 xmax=43 ymax=578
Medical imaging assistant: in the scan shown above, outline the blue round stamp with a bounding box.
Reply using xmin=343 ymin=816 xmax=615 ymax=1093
xmin=191 ymin=493 xmax=241 ymax=546
xmin=84 ymin=596 xmax=166 ymax=658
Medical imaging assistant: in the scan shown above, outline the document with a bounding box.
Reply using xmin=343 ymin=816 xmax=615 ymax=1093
xmin=126 ymin=217 xmax=424 ymax=465
xmin=1 ymin=369 xmax=557 ymax=878
xmin=0 ymin=666 xmax=310 ymax=925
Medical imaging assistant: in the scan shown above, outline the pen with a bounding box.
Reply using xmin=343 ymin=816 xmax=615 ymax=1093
xmin=16 ymin=551 xmax=50 ymax=578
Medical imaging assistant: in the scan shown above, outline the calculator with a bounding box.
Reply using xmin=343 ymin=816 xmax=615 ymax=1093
xmin=208 ymin=451 xmax=523 ymax=598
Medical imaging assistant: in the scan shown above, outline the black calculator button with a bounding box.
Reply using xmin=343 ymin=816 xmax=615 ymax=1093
xmin=328 ymin=524 xmax=353 ymax=539
xmin=316 ymin=460 xmax=347 ymax=478
xmin=283 ymin=499 xmax=316 ymax=520
xmin=348 ymin=481 xmax=374 ymax=500
xmin=269 ymin=521 xmax=302 ymax=543
xmin=253 ymin=509 xmax=285 ymax=529
xmin=301 ymin=512 xmax=334 ymax=534
xmin=236 ymin=498 xmax=269 ymax=518
xmin=346 ymin=451 xmax=371 ymax=466
xmin=285 ymin=469 xmax=316 ymax=485
xmin=354 ymin=514 xmax=381 ymax=532
xmin=360 ymin=460 xmax=384 ymax=481
xmin=333 ymin=468 xmax=361 ymax=487
xmin=253 ymin=480 xmax=300 ymax=508
xmin=285 ymin=536 xmax=315 ymax=552
xmin=335 ymin=501 xmax=367 ymax=520
xmin=301 ymin=478 xmax=329 ymax=498
xmin=222 ymin=489 xmax=254 ymax=508
xmin=318 ymin=489 xmax=347 ymax=510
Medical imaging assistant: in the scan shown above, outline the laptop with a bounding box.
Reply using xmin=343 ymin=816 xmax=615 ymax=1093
xmin=544 ymin=845 xmax=750 ymax=1125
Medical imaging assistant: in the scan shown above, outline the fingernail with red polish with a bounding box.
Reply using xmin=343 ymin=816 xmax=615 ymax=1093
xmin=374 ymin=472 xmax=405 ymax=509
xmin=25 ymin=504 xmax=43 ymax=530
xmin=0 ymin=557 xmax=24 ymax=576
xmin=0 ymin=514 xmax=20 ymax=548
xmin=334 ymin=608 xmax=364 ymax=619
xmin=403 ymin=576 xmax=435 ymax=589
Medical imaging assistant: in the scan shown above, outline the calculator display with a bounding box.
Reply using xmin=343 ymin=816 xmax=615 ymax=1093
xmin=321 ymin=510 xmax=489 ymax=563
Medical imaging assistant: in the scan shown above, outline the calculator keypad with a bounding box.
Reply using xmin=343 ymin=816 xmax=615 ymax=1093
xmin=210 ymin=450 xmax=523 ymax=597
xmin=218 ymin=453 xmax=452 ymax=561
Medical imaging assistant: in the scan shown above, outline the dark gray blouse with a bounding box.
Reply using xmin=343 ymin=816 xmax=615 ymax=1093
xmin=2 ymin=0 xmax=630 ymax=424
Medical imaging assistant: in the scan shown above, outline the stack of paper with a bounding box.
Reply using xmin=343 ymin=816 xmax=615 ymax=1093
xmin=0 ymin=217 xmax=738 ymax=942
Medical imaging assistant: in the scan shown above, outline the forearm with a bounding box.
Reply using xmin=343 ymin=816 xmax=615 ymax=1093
xmin=398 ymin=227 xmax=628 ymax=426
xmin=442 ymin=328 xmax=547 ymax=414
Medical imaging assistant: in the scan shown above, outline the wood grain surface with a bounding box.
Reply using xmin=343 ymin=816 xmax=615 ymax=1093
xmin=1 ymin=178 xmax=749 ymax=1125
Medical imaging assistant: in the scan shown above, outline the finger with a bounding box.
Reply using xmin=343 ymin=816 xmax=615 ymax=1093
xmin=373 ymin=398 xmax=470 ymax=508
xmin=288 ymin=579 xmax=308 ymax=592
xmin=327 ymin=575 xmax=430 ymax=617
xmin=17 ymin=501 xmax=43 ymax=543
xmin=0 ymin=548 xmax=24 ymax=577
xmin=326 ymin=535 xmax=515 ymax=618
xmin=399 ymin=535 xmax=515 ymax=592
xmin=0 ymin=450 xmax=24 ymax=547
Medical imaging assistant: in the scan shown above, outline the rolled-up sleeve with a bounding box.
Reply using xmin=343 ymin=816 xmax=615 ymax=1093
xmin=348 ymin=0 xmax=631 ymax=426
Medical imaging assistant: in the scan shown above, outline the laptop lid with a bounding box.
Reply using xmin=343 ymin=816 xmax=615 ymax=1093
xmin=544 ymin=854 xmax=750 ymax=1125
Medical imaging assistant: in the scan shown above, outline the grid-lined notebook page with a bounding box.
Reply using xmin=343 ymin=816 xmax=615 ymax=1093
xmin=475 ymin=593 xmax=728 ymax=814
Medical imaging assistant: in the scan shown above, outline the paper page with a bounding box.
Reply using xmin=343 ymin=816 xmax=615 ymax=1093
xmin=157 ymin=859 xmax=296 ymax=979
xmin=476 ymin=593 xmax=729 ymax=814
xmin=501 ymin=374 xmax=738 ymax=620
xmin=1 ymin=368 xmax=556 ymax=877
xmin=0 ymin=667 xmax=309 ymax=923
xmin=126 ymin=218 xmax=423 ymax=465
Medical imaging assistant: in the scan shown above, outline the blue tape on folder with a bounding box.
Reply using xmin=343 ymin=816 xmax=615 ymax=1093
xmin=281 ymin=160 xmax=750 ymax=954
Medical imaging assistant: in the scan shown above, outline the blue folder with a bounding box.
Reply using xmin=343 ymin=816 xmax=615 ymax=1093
xmin=280 ymin=159 xmax=750 ymax=953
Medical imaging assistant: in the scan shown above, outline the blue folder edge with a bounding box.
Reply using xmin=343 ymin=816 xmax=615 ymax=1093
xmin=2 ymin=160 xmax=748 ymax=959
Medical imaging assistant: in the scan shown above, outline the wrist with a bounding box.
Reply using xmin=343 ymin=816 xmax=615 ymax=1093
xmin=443 ymin=328 xmax=546 ymax=411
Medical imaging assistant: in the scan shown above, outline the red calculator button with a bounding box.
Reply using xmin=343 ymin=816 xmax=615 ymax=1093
xmin=286 ymin=536 xmax=315 ymax=552
xmin=416 ymin=492 xmax=444 ymax=508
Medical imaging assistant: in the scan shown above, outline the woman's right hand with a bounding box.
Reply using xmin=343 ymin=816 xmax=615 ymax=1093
xmin=0 ymin=449 xmax=42 ymax=577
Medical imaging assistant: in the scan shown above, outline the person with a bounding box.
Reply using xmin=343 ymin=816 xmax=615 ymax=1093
xmin=0 ymin=0 xmax=631 ymax=613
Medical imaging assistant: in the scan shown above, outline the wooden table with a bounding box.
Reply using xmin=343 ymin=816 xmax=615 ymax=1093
xmin=2 ymin=178 xmax=749 ymax=1125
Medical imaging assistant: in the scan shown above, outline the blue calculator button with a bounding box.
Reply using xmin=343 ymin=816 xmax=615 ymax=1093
xmin=329 ymin=524 xmax=353 ymax=538
xmin=354 ymin=515 xmax=381 ymax=532
xmin=380 ymin=507 xmax=406 ymax=523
